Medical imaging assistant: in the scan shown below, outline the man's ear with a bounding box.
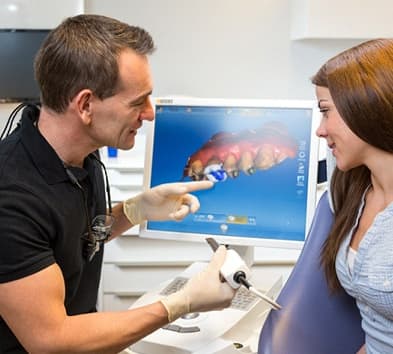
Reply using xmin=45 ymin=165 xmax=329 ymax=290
xmin=73 ymin=89 xmax=94 ymax=125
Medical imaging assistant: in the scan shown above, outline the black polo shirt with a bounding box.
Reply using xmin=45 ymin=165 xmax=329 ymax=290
xmin=0 ymin=105 xmax=107 ymax=353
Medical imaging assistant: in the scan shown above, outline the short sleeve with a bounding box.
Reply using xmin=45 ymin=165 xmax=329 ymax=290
xmin=0 ymin=184 xmax=55 ymax=283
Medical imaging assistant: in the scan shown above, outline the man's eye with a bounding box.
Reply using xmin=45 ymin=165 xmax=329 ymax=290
xmin=129 ymin=102 xmax=143 ymax=108
xmin=131 ymin=99 xmax=146 ymax=107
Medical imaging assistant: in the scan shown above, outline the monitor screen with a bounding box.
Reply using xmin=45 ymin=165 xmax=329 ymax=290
xmin=140 ymin=98 xmax=320 ymax=249
xmin=0 ymin=29 xmax=49 ymax=103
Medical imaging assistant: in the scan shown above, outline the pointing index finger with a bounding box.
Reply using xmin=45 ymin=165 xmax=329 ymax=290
xmin=182 ymin=180 xmax=214 ymax=193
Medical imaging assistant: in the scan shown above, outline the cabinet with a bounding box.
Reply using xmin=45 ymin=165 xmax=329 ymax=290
xmin=291 ymin=0 xmax=393 ymax=40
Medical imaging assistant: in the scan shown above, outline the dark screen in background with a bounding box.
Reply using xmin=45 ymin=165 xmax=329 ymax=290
xmin=0 ymin=29 xmax=49 ymax=102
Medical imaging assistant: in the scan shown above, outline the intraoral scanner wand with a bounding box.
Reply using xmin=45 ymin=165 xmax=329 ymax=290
xmin=206 ymin=237 xmax=282 ymax=311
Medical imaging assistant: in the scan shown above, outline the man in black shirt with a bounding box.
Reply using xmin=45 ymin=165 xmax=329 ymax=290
xmin=0 ymin=15 xmax=235 ymax=353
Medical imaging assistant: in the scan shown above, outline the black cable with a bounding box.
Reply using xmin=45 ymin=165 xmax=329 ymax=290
xmin=91 ymin=155 xmax=112 ymax=215
xmin=1 ymin=101 xmax=41 ymax=140
xmin=1 ymin=102 xmax=26 ymax=140
xmin=233 ymin=271 xmax=250 ymax=289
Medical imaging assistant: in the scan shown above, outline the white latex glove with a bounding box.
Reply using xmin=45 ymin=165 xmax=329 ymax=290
xmin=160 ymin=246 xmax=236 ymax=322
xmin=123 ymin=181 xmax=213 ymax=225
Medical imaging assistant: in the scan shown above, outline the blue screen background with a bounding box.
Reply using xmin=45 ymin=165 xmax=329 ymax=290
xmin=147 ymin=105 xmax=314 ymax=242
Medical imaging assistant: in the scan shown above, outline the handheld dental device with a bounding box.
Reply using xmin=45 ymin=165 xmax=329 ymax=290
xmin=206 ymin=237 xmax=282 ymax=311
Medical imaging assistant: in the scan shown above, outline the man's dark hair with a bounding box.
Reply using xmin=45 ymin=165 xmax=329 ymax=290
xmin=35 ymin=14 xmax=155 ymax=112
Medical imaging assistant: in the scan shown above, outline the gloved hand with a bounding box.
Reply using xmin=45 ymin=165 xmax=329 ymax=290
xmin=123 ymin=181 xmax=213 ymax=225
xmin=160 ymin=246 xmax=236 ymax=322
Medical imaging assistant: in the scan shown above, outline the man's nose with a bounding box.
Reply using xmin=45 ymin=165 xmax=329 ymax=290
xmin=141 ymin=97 xmax=155 ymax=121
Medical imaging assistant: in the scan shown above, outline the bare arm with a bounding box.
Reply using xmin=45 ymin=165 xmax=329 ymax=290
xmin=0 ymin=264 xmax=168 ymax=354
xmin=109 ymin=201 xmax=133 ymax=239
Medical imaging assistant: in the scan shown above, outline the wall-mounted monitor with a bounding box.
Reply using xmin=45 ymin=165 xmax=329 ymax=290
xmin=0 ymin=29 xmax=49 ymax=103
xmin=140 ymin=97 xmax=320 ymax=250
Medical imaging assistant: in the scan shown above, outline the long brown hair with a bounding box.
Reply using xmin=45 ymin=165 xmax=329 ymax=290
xmin=312 ymin=39 xmax=393 ymax=290
xmin=34 ymin=14 xmax=155 ymax=113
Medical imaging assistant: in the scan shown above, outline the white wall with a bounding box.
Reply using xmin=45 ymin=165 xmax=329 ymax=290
xmin=0 ymin=0 xmax=83 ymax=28
xmin=86 ymin=0 xmax=363 ymax=99
xmin=0 ymin=0 xmax=367 ymax=131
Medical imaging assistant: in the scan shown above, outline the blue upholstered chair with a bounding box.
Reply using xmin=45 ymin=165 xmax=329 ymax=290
xmin=258 ymin=191 xmax=365 ymax=354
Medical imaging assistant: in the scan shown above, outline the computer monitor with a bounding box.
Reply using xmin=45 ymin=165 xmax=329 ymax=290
xmin=0 ymin=29 xmax=50 ymax=103
xmin=140 ymin=97 xmax=320 ymax=253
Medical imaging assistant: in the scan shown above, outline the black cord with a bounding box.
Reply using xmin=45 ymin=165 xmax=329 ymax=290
xmin=1 ymin=102 xmax=41 ymax=140
xmin=91 ymin=155 xmax=112 ymax=215
xmin=1 ymin=102 xmax=26 ymax=140
xmin=233 ymin=271 xmax=251 ymax=289
xmin=64 ymin=166 xmax=93 ymax=242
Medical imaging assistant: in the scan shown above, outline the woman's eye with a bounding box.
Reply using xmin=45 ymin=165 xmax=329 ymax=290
xmin=320 ymin=108 xmax=329 ymax=118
